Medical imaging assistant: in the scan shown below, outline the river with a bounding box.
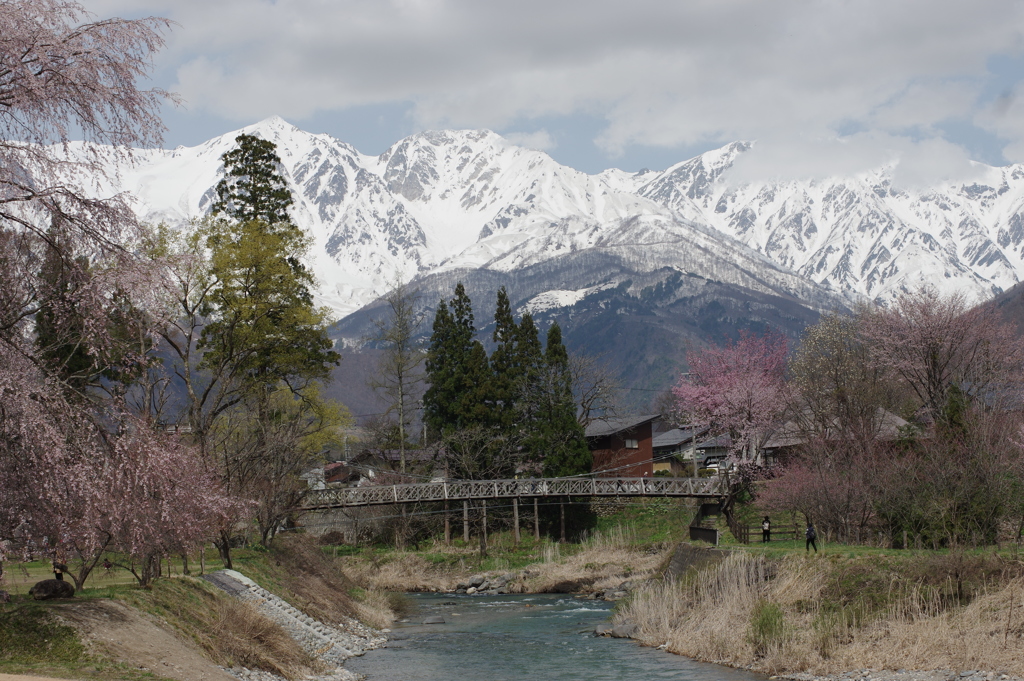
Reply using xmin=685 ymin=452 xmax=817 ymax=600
xmin=347 ymin=593 xmax=768 ymax=681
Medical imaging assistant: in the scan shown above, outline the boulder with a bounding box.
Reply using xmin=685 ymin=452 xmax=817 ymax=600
xmin=594 ymin=623 xmax=614 ymax=636
xmin=610 ymin=623 xmax=638 ymax=638
xmin=455 ymin=588 xmax=467 ymax=594
xmin=478 ymin=581 xmax=491 ymax=591
xmin=466 ymin=587 xmax=477 ymax=594
xmin=423 ymin=616 xmax=446 ymax=624
xmin=468 ymin=575 xmax=485 ymax=587
xmin=28 ymin=579 xmax=75 ymax=600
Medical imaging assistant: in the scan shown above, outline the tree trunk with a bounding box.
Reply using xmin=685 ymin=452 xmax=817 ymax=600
xmin=216 ymin=530 xmax=233 ymax=570
xmin=444 ymin=501 xmax=451 ymax=544
xmin=463 ymin=500 xmax=470 ymax=542
xmin=560 ymin=498 xmax=566 ymax=543
xmin=181 ymin=552 xmax=191 ymax=576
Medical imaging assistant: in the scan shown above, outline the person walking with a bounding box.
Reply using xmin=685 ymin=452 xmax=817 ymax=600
xmin=805 ymin=522 xmax=818 ymax=553
xmin=762 ymin=515 xmax=771 ymax=543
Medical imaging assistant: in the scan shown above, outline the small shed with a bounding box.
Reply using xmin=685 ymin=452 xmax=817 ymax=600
xmin=585 ymin=414 xmax=660 ymax=477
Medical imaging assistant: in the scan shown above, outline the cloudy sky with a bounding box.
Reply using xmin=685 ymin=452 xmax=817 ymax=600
xmin=81 ymin=0 xmax=1024 ymax=178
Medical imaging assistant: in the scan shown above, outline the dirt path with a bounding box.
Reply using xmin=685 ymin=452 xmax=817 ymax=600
xmin=50 ymin=600 xmax=235 ymax=681
xmin=0 ymin=674 xmax=81 ymax=681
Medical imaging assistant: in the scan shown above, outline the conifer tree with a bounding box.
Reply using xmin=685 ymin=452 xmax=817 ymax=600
xmin=489 ymin=286 xmax=519 ymax=430
xmin=540 ymin=322 xmax=591 ymax=477
xmin=424 ymin=283 xmax=493 ymax=437
xmin=212 ymin=134 xmax=294 ymax=227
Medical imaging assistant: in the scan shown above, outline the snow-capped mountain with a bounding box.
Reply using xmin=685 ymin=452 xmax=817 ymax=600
xmin=94 ymin=116 xmax=1024 ymax=326
xmin=640 ymin=142 xmax=1024 ymax=304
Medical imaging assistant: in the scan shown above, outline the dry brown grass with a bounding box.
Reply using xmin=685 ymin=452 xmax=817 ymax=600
xmin=213 ymin=599 xmax=312 ymax=678
xmin=521 ymin=532 xmax=672 ymax=594
xmin=343 ymin=551 xmax=462 ymax=592
xmin=616 ymin=551 xmax=1024 ymax=676
xmin=257 ymin=536 xmax=396 ymax=632
xmin=343 ymin=526 xmax=672 ymax=595
xmin=113 ymin=576 xmax=316 ymax=680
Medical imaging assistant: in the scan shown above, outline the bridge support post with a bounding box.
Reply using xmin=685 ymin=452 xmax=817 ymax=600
xmin=513 ymin=498 xmax=520 ymax=545
xmin=479 ymin=500 xmax=488 ymax=558
xmin=534 ymin=498 xmax=540 ymax=540
xmin=463 ymin=500 xmax=469 ymax=542
xmin=560 ymin=497 xmax=566 ymax=543
xmin=444 ymin=501 xmax=451 ymax=545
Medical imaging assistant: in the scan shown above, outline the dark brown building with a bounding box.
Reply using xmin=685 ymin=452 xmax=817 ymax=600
xmin=585 ymin=415 xmax=660 ymax=477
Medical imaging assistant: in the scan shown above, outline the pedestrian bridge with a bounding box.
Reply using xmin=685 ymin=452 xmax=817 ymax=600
xmin=300 ymin=476 xmax=728 ymax=510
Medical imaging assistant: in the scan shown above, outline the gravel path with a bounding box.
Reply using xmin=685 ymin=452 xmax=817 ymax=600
xmin=203 ymin=569 xmax=387 ymax=681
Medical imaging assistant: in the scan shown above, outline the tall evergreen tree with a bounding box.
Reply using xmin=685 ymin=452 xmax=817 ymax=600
xmin=424 ymin=283 xmax=494 ymax=438
xmin=489 ymin=286 xmax=518 ymax=430
xmin=540 ymin=322 xmax=591 ymax=477
xmin=424 ymin=300 xmax=455 ymax=438
xmin=212 ymin=134 xmax=294 ymax=226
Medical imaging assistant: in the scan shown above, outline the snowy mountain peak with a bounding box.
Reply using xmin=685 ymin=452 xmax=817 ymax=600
xmin=84 ymin=122 xmax=1024 ymax=319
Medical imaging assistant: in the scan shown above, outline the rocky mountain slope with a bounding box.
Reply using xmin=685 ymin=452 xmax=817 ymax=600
xmin=97 ymin=117 xmax=1023 ymax=319
xmin=80 ymin=117 xmax=1024 ymax=395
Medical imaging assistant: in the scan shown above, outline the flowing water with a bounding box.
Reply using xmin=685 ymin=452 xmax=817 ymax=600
xmin=347 ymin=593 xmax=767 ymax=681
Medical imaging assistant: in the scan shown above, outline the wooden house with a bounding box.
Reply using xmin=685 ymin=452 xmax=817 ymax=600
xmin=585 ymin=415 xmax=660 ymax=477
xmin=651 ymin=425 xmax=711 ymax=474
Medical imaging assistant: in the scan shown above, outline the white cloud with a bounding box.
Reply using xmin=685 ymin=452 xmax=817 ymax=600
xmin=500 ymin=130 xmax=555 ymax=151
xmin=81 ymin=0 xmax=1024 ymax=172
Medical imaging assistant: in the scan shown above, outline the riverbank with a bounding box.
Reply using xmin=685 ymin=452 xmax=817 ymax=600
xmin=329 ymin=501 xmax=1024 ymax=681
xmin=0 ymin=537 xmax=394 ymax=681
xmin=614 ymin=549 xmax=1024 ymax=678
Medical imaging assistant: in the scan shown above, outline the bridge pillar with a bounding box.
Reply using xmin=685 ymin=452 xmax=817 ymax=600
xmin=560 ymin=497 xmax=566 ymax=543
xmin=534 ymin=498 xmax=540 ymax=540
xmin=513 ymin=498 xmax=520 ymax=545
xmin=463 ymin=500 xmax=469 ymax=542
xmin=444 ymin=501 xmax=451 ymax=545
xmin=480 ymin=500 xmax=488 ymax=558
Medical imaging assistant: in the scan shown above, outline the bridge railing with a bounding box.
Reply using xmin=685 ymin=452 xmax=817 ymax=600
xmin=301 ymin=476 xmax=728 ymax=510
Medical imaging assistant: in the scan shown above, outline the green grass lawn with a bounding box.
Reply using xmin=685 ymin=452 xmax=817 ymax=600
xmin=1 ymin=546 xmax=261 ymax=600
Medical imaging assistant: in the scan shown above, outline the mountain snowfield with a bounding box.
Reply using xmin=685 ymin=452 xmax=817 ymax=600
xmin=96 ymin=116 xmax=1024 ymax=321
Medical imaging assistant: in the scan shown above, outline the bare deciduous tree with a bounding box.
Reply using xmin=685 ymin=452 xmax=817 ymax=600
xmin=569 ymin=353 xmax=621 ymax=429
xmin=369 ymin=280 xmax=426 ymax=473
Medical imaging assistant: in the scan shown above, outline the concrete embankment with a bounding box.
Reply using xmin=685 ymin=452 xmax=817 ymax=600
xmin=204 ymin=570 xmax=386 ymax=681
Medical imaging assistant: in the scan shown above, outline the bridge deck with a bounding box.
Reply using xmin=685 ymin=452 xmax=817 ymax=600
xmin=301 ymin=476 xmax=727 ymax=510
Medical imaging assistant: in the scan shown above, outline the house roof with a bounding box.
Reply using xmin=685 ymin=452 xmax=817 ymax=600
xmin=652 ymin=425 xmax=711 ymax=449
xmin=585 ymin=414 xmax=660 ymax=439
xmin=695 ymin=434 xmax=732 ymax=450
xmin=761 ymin=407 xmax=910 ymax=449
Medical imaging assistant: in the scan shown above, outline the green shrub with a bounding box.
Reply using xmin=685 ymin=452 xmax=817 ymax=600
xmin=748 ymin=599 xmax=787 ymax=656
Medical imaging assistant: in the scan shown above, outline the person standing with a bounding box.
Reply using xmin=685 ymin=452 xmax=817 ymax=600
xmin=805 ymin=522 xmax=818 ymax=553
xmin=762 ymin=516 xmax=771 ymax=543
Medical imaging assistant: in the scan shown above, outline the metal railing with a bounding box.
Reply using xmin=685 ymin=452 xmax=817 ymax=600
xmin=301 ymin=476 xmax=728 ymax=510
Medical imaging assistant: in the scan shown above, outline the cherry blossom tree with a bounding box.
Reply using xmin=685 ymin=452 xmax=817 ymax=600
xmin=672 ymin=330 xmax=789 ymax=463
xmin=860 ymin=288 xmax=1024 ymax=421
xmin=0 ymin=2 xmax=242 ymax=584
